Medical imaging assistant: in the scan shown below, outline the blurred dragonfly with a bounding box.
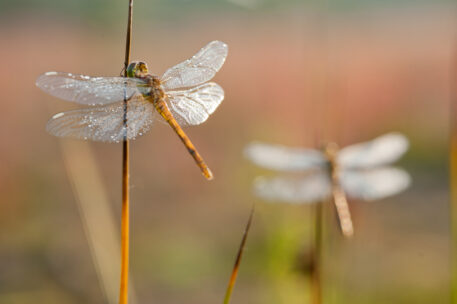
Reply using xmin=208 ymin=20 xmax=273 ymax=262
xmin=36 ymin=41 xmax=228 ymax=180
xmin=245 ymin=133 xmax=411 ymax=237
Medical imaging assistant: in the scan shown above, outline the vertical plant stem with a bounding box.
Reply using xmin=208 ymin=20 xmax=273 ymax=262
xmin=450 ymin=42 xmax=457 ymax=303
xmin=124 ymin=0 xmax=133 ymax=74
xmin=310 ymin=203 xmax=323 ymax=304
xmin=119 ymin=140 xmax=129 ymax=304
xmin=119 ymin=1 xmax=133 ymax=304
xmin=223 ymin=206 xmax=255 ymax=304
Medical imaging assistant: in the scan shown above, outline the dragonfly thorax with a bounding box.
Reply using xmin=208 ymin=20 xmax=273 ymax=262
xmin=143 ymin=74 xmax=164 ymax=103
xmin=323 ymin=142 xmax=340 ymax=181
xmin=126 ymin=61 xmax=165 ymax=100
xmin=323 ymin=142 xmax=339 ymax=163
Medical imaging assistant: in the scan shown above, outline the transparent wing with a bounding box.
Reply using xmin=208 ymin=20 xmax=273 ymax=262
xmin=341 ymin=167 xmax=411 ymax=201
xmin=338 ymin=132 xmax=409 ymax=169
xmin=36 ymin=72 xmax=145 ymax=105
xmin=253 ymin=172 xmax=331 ymax=204
xmin=166 ymin=82 xmax=224 ymax=126
xmin=245 ymin=142 xmax=326 ymax=172
xmin=161 ymin=41 xmax=228 ymax=90
xmin=46 ymin=95 xmax=155 ymax=142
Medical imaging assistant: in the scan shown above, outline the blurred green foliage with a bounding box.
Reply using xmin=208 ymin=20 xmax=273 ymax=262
xmin=0 ymin=0 xmax=453 ymax=25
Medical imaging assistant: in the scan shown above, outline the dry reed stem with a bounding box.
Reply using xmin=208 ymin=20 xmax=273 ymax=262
xmin=223 ymin=206 xmax=255 ymax=304
xmin=119 ymin=1 xmax=133 ymax=304
xmin=310 ymin=203 xmax=323 ymax=304
xmin=450 ymin=41 xmax=457 ymax=303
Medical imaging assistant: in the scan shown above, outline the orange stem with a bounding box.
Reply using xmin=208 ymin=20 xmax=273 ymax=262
xmin=119 ymin=1 xmax=133 ymax=304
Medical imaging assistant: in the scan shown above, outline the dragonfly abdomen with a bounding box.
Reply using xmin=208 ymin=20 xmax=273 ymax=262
xmin=153 ymin=98 xmax=213 ymax=180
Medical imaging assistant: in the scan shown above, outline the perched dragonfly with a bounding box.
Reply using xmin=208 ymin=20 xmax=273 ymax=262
xmin=245 ymin=132 xmax=411 ymax=237
xmin=36 ymin=41 xmax=228 ymax=180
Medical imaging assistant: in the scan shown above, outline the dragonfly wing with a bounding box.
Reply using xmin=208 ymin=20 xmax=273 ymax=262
xmin=36 ymin=72 xmax=145 ymax=105
xmin=46 ymin=95 xmax=155 ymax=142
xmin=245 ymin=142 xmax=327 ymax=172
xmin=253 ymin=172 xmax=331 ymax=204
xmin=166 ymin=82 xmax=224 ymax=126
xmin=161 ymin=41 xmax=228 ymax=90
xmin=341 ymin=167 xmax=411 ymax=201
xmin=338 ymin=132 xmax=409 ymax=169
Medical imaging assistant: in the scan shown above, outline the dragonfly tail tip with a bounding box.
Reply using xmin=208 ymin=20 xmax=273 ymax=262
xmin=343 ymin=228 xmax=354 ymax=238
xmin=203 ymin=168 xmax=214 ymax=180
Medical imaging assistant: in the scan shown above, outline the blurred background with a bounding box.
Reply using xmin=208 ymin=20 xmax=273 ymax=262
xmin=0 ymin=0 xmax=455 ymax=303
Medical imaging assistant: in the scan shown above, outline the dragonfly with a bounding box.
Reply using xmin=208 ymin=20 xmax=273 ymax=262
xmin=36 ymin=40 xmax=228 ymax=180
xmin=245 ymin=132 xmax=411 ymax=237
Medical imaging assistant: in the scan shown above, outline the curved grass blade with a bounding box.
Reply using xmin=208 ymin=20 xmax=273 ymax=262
xmin=60 ymin=140 xmax=138 ymax=304
xmin=223 ymin=205 xmax=255 ymax=304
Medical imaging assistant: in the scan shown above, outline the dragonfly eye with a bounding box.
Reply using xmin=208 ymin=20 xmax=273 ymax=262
xmin=137 ymin=62 xmax=148 ymax=73
xmin=126 ymin=61 xmax=149 ymax=78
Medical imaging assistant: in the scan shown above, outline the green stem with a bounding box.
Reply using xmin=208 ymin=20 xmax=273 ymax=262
xmin=450 ymin=42 xmax=457 ymax=304
xmin=310 ymin=203 xmax=323 ymax=304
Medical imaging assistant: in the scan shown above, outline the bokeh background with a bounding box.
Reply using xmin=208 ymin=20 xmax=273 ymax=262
xmin=0 ymin=0 xmax=455 ymax=303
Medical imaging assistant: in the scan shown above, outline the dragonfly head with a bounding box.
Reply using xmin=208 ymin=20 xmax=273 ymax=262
xmin=126 ymin=61 xmax=149 ymax=78
xmin=323 ymin=142 xmax=339 ymax=162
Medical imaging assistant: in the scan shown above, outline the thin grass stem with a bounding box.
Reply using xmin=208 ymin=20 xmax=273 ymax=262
xmin=450 ymin=41 xmax=457 ymax=303
xmin=119 ymin=1 xmax=133 ymax=304
xmin=310 ymin=203 xmax=323 ymax=304
xmin=223 ymin=206 xmax=255 ymax=304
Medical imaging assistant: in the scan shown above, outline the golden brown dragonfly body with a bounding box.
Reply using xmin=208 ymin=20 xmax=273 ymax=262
xmin=324 ymin=143 xmax=354 ymax=237
xmin=129 ymin=61 xmax=213 ymax=180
